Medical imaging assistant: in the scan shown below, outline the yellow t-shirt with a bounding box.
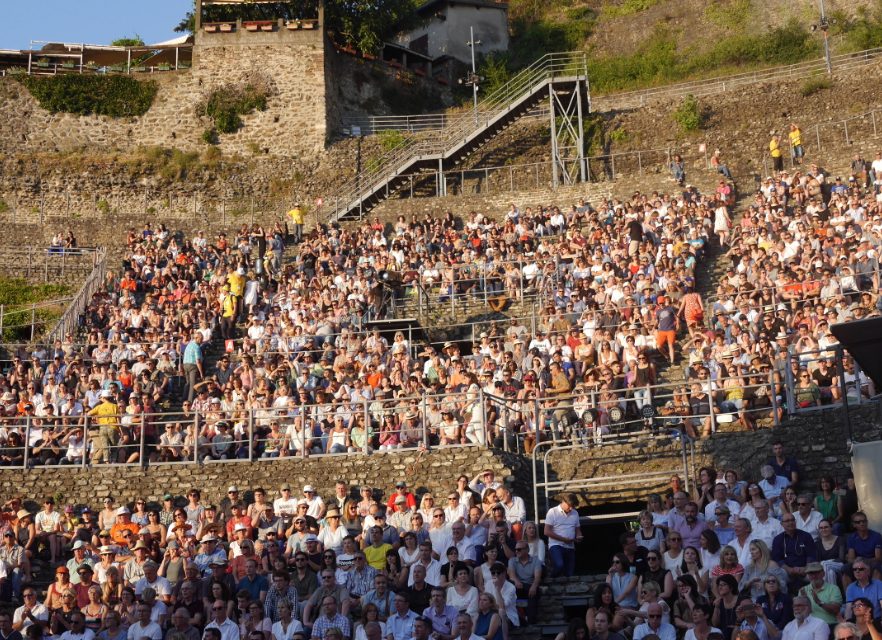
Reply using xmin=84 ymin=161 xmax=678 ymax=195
xmin=770 ymin=138 xmax=782 ymax=158
xmin=88 ymin=400 xmax=118 ymax=428
xmin=789 ymin=128 xmax=802 ymax=147
xmin=364 ymin=542 xmax=392 ymax=571
xmin=227 ymin=272 xmax=245 ymax=297
xmin=288 ymin=207 xmax=303 ymax=225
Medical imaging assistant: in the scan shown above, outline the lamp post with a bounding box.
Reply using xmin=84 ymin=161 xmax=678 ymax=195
xmin=813 ymin=0 xmax=832 ymax=74
xmin=466 ymin=27 xmax=481 ymax=125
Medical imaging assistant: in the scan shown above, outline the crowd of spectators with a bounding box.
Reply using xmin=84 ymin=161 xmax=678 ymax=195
xmin=0 ymin=471 xmax=545 ymax=640
xmin=551 ymin=441 xmax=875 ymax=640
xmin=1 ymin=149 xmax=881 ymax=461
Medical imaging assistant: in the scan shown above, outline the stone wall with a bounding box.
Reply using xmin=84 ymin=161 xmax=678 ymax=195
xmin=545 ymin=403 xmax=879 ymax=511
xmin=0 ymin=447 xmax=517 ymax=514
xmin=0 ymin=404 xmax=872 ymax=517
xmin=0 ymin=28 xmax=327 ymax=159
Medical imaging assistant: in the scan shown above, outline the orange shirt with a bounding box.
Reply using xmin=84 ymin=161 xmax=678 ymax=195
xmin=110 ymin=522 xmax=140 ymax=545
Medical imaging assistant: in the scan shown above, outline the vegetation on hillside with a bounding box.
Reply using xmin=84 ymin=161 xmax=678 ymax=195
xmin=18 ymin=75 xmax=158 ymax=118
xmin=0 ymin=278 xmax=71 ymax=342
xmin=481 ymin=0 xmax=882 ymax=95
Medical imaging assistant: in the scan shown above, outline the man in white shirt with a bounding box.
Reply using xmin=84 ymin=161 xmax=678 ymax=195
xmin=204 ymin=600 xmax=240 ymax=640
xmin=408 ymin=542 xmax=441 ymax=587
xmin=750 ymin=500 xmax=784 ymax=549
xmin=703 ymin=483 xmax=741 ymax=525
xmin=302 ymin=486 xmax=325 ymax=520
xmin=758 ymin=465 xmax=791 ymax=505
xmin=793 ymin=495 xmax=823 ymax=540
xmin=731 ymin=518 xmax=755 ymax=568
xmin=781 ymin=596 xmax=828 ymax=640
xmin=134 ymin=561 xmax=172 ymax=603
xmin=633 ymin=603 xmax=677 ymax=640
xmin=12 ymin=588 xmax=48 ymax=632
xmin=496 ymin=487 xmax=526 ymax=530
xmin=544 ymin=493 xmax=583 ymax=578
xmin=127 ymin=603 xmax=163 ymax=640
xmin=273 ymin=484 xmax=299 ymax=528
xmin=452 ymin=612 xmax=484 ymax=640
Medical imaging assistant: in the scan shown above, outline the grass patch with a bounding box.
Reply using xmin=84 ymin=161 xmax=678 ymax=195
xmin=704 ymin=0 xmax=752 ymax=29
xmin=0 ymin=277 xmax=71 ymax=342
xmin=19 ymin=75 xmax=157 ymax=117
xmin=800 ymin=75 xmax=833 ymax=97
xmin=603 ymin=0 xmax=662 ymax=19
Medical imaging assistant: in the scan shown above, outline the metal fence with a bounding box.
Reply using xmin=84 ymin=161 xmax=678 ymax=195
xmin=45 ymin=248 xmax=107 ymax=345
xmin=761 ymin=105 xmax=882 ymax=176
xmin=0 ymin=246 xmax=102 ymax=283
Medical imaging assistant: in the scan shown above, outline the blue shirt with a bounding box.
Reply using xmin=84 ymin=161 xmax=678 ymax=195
xmin=183 ymin=340 xmax=202 ymax=366
xmin=846 ymin=579 xmax=882 ymax=618
xmin=236 ymin=574 xmax=269 ymax=602
xmin=847 ymin=530 xmax=882 ymax=559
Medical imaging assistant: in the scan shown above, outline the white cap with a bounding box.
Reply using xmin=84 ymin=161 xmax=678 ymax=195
xmin=115 ymin=507 xmax=130 ymax=516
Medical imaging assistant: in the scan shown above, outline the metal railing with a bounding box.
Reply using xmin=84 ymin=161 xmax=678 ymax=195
xmin=0 ymin=297 xmax=74 ymax=343
xmin=341 ymin=106 xmax=552 ymax=136
xmin=45 ymin=247 xmax=107 ymax=345
xmin=0 ymin=389 xmax=491 ymax=469
xmin=783 ymin=345 xmax=875 ymax=415
xmin=329 ymin=51 xmax=589 ymax=221
xmin=0 ymin=246 xmax=102 ymax=283
xmin=760 ymin=104 xmax=882 ymax=176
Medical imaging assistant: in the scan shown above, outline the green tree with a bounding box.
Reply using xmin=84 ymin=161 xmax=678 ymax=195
xmin=111 ymin=35 xmax=145 ymax=46
xmin=175 ymin=0 xmax=420 ymax=54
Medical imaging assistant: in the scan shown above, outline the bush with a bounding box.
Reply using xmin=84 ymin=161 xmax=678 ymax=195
xmin=19 ymin=75 xmax=157 ymax=117
xmin=202 ymin=128 xmax=219 ymax=145
xmin=800 ymin=76 xmax=833 ymax=97
xmin=96 ymin=199 xmax=111 ymax=215
xmin=0 ymin=277 xmax=71 ymax=342
xmin=673 ymin=95 xmax=702 ymax=132
xmin=378 ymin=129 xmax=406 ymax=151
xmin=200 ymin=81 xmax=270 ymax=134
xmin=0 ymin=199 xmax=9 ymax=214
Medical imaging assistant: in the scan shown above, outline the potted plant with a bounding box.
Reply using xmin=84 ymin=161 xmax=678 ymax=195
xmin=35 ymin=58 xmax=50 ymax=68
xmin=158 ymin=62 xmax=171 ymax=71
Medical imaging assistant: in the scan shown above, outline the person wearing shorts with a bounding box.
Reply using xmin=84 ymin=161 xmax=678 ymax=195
xmin=655 ymin=297 xmax=678 ymax=363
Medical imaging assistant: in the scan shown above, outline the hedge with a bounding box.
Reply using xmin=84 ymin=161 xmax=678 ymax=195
xmin=19 ymin=74 xmax=158 ymax=117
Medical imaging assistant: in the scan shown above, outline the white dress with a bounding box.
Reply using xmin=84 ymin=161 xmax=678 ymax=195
xmin=446 ymin=585 xmax=479 ymax=617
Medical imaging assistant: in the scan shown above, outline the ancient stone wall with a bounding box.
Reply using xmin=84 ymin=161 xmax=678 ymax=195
xmin=0 ymin=447 xmax=521 ymax=514
xmin=0 ymin=29 xmax=327 ymax=159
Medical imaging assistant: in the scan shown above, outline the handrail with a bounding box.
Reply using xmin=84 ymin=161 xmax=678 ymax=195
xmin=45 ymin=247 xmax=107 ymax=345
xmin=330 ymin=51 xmax=588 ymax=221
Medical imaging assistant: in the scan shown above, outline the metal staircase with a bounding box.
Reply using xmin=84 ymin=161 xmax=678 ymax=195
xmin=328 ymin=52 xmax=590 ymax=222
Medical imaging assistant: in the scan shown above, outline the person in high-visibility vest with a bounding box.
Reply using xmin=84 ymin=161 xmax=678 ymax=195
xmin=789 ymin=123 xmax=804 ymax=165
xmin=287 ymin=203 xmax=304 ymax=243
xmin=769 ymin=131 xmax=783 ymax=172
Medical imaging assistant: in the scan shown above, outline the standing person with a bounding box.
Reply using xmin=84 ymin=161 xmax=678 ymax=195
xmin=287 ymin=204 xmax=304 ymax=244
xmin=678 ymin=289 xmax=705 ymax=339
xmin=655 ymin=297 xmax=679 ymax=364
xmin=544 ymin=494 xmax=582 ymax=578
xmin=182 ymin=334 xmax=204 ymax=404
xmin=769 ymin=133 xmax=783 ymax=173
xmin=788 ymin=124 xmax=804 ymax=165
